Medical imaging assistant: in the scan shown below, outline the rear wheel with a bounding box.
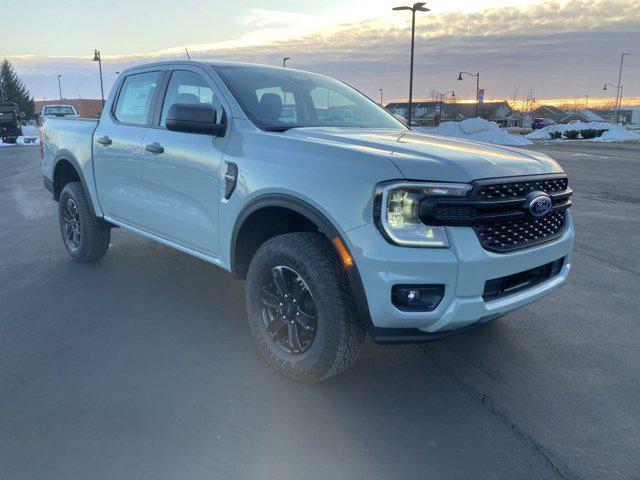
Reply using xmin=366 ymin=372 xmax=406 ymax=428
xmin=245 ymin=232 xmax=365 ymax=383
xmin=58 ymin=182 xmax=111 ymax=262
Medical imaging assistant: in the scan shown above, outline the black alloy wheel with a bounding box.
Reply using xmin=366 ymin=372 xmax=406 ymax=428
xmin=63 ymin=198 xmax=81 ymax=248
xmin=259 ymin=266 xmax=317 ymax=354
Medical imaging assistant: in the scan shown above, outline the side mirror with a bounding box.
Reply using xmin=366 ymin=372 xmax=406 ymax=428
xmin=165 ymin=103 xmax=225 ymax=136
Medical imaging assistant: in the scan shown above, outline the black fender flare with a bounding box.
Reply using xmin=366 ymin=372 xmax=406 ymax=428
xmin=231 ymin=193 xmax=374 ymax=334
xmin=52 ymin=153 xmax=98 ymax=217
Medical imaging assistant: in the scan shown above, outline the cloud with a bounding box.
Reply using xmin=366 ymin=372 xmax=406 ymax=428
xmin=6 ymin=0 xmax=639 ymax=104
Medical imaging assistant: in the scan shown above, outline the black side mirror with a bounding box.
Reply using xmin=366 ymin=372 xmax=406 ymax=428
xmin=165 ymin=103 xmax=225 ymax=136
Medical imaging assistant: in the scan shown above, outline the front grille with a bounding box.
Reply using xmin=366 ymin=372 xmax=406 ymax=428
xmin=418 ymin=174 xmax=572 ymax=253
xmin=477 ymin=177 xmax=568 ymax=199
xmin=475 ymin=210 xmax=566 ymax=252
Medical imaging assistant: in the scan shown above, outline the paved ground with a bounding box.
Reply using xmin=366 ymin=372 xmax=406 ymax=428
xmin=1 ymin=143 xmax=638 ymax=480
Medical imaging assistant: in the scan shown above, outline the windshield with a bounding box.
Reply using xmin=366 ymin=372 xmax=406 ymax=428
xmin=214 ymin=65 xmax=405 ymax=131
xmin=44 ymin=106 xmax=76 ymax=115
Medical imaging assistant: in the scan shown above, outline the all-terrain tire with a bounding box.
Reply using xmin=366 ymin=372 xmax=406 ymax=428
xmin=245 ymin=232 xmax=365 ymax=383
xmin=58 ymin=182 xmax=111 ymax=262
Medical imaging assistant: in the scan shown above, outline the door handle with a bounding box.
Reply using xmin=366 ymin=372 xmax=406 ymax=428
xmin=145 ymin=142 xmax=164 ymax=154
xmin=97 ymin=135 xmax=112 ymax=146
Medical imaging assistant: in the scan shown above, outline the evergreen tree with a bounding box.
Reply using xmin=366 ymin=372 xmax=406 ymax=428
xmin=0 ymin=59 xmax=36 ymax=119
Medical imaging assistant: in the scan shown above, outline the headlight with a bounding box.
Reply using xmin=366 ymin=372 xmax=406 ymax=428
xmin=375 ymin=181 xmax=472 ymax=247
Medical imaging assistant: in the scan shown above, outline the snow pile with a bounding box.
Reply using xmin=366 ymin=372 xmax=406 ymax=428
xmin=526 ymin=122 xmax=640 ymax=142
xmin=419 ymin=118 xmax=532 ymax=146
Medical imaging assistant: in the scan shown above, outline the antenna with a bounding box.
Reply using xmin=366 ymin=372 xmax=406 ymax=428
xmin=185 ymin=48 xmax=191 ymax=60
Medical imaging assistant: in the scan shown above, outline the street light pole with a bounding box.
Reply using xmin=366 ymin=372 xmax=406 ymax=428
xmin=57 ymin=75 xmax=63 ymax=100
xmin=283 ymin=57 xmax=291 ymax=68
xmin=603 ymin=83 xmax=620 ymax=124
xmin=379 ymin=88 xmax=383 ymax=106
xmin=585 ymin=94 xmax=589 ymax=114
xmin=393 ymin=3 xmax=430 ymax=127
xmin=614 ymin=53 xmax=629 ymax=124
xmin=92 ymin=50 xmax=105 ymax=108
xmin=457 ymin=71 xmax=480 ymax=117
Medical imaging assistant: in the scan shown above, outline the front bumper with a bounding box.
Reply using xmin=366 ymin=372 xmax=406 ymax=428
xmin=344 ymin=212 xmax=574 ymax=340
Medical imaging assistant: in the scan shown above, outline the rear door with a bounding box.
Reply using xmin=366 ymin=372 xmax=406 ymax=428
xmin=138 ymin=66 xmax=228 ymax=257
xmin=93 ymin=68 xmax=164 ymax=226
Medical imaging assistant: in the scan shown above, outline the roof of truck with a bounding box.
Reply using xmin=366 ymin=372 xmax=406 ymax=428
xmin=121 ymin=60 xmax=311 ymax=74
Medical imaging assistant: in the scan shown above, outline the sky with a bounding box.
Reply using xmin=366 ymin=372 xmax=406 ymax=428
xmin=2 ymin=0 xmax=638 ymax=107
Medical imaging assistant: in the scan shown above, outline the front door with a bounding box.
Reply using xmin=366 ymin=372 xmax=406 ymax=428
xmin=94 ymin=69 xmax=163 ymax=226
xmin=139 ymin=67 xmax=227 ymax=257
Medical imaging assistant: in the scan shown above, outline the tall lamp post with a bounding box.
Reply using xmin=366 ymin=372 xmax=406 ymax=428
xmin=393 ymin=2 xmax=430 ymax=127
xmin=283 ymin=57 xmax=291 ymax=68
xmin=57 ymin=75 xmax=63 ymax=100
xmin=603 ymin=83 xmax=621 ymax=124
xmin=379 ymin=88 xmax=384 ymax=106
xmin=457 ymin=71 xmax=480 ymax=117
xmin=584 ymin=94 xmax=589 ymax=114
xmin=434 ymin=90 xmax=454 ymax=126
xmin=614 ymin=53 xmax=629 ymax=124
xmin=92 ymin=50 xmax=105 ymax=108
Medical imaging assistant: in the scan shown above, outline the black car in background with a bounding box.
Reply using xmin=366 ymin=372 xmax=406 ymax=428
xmin=0 ymin=102 xmax=23 ymax=143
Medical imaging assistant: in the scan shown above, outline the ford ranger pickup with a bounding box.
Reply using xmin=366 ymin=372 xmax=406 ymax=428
xmin=41 ymin=61 xmax=574 ymax=382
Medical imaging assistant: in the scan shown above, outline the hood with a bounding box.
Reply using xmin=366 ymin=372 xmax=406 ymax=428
xmin=285 ymin=128 xmax=562 ymax=182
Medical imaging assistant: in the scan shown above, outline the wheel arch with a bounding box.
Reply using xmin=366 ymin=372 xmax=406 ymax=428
xmin=52 ymin=154 xmax=97 ymax=216
xmin=230 ymin=194 xmax=374 ymax=334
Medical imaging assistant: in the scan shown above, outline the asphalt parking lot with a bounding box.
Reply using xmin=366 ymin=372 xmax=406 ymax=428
xmin=1 ymin=142 xmax=639 ymax=480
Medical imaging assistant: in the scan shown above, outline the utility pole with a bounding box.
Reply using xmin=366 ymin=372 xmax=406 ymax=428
xmin=57 ymin=75 xmax=63 ymax=100
xmin=185 ymin=48 xmax=191 ymax=60
xmin=393 ymin=3 xmax=430 ymax=127
xmin=379 ymin=88 xmax=383 ymax=106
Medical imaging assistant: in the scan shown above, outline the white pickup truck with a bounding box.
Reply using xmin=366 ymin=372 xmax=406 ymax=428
xmin=42 ymin=61 xmax=574 ymax=382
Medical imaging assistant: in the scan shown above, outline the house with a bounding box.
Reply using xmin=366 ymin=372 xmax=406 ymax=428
xmin=386 ymin=101 xmax=515 ymax=126
xmin=35 ymin=99 xmax=103 ymax=119
xmin=529 ymin=105 xmax=589 ymax=124
xmin=592 ymin=107 xmax=640 ymax=125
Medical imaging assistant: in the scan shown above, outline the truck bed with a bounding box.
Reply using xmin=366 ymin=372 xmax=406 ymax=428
xmin=41 ymin=117 xmax=101 ymax=213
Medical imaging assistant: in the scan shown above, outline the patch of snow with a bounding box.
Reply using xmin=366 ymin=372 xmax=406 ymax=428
xmin=16 ymin=136 xmax=40 ymax=145
xmin=525 ymin=122 xmax=640 ymax=142
xmin=0 ymin=125 xmax=41 ymax=146
xmin=416 ymin=118 xmax=532 ymax=146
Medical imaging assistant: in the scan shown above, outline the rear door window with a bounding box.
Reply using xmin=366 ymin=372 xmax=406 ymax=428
xmin=114 ymin=71 xmax=161 ymax=125
xmin=160 ymin=70 xmax=217 ymax=126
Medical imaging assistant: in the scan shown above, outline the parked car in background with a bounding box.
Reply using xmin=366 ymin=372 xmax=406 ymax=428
xmin=532 ymin=117 xmax=556 ymax=129
xmin=0 ymin=101 xmax=24 ymax=143
xmin=41 ymin=61 xmax=574 ymax=382
xmin=39 ymin=105 xmax=79 ymax=124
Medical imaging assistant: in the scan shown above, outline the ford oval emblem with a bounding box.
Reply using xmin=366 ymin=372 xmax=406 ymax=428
xmin=527 ymin=192 xmax=553 ymax=217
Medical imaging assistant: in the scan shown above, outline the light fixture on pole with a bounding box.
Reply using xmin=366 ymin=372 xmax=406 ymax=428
xmin=283 ymin=57 xmax=291 ymax=68
xmin=393 ymin=2 xmax=430 ymax=127
xmin=57 ymin=75 xmax=63 ymax=100
xmin=457 ymin=71 xmax=480 ymax=117
xmin=439 ymin=90 xmax=455 ymax=103
xmin=92 ymin=50 xmax=105 ymax=108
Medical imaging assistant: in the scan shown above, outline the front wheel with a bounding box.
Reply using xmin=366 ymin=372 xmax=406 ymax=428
xmin=58 ymin=182 xmax=111 ymax=262
xmin=245 ymin=232 xmax=365 ymax=383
